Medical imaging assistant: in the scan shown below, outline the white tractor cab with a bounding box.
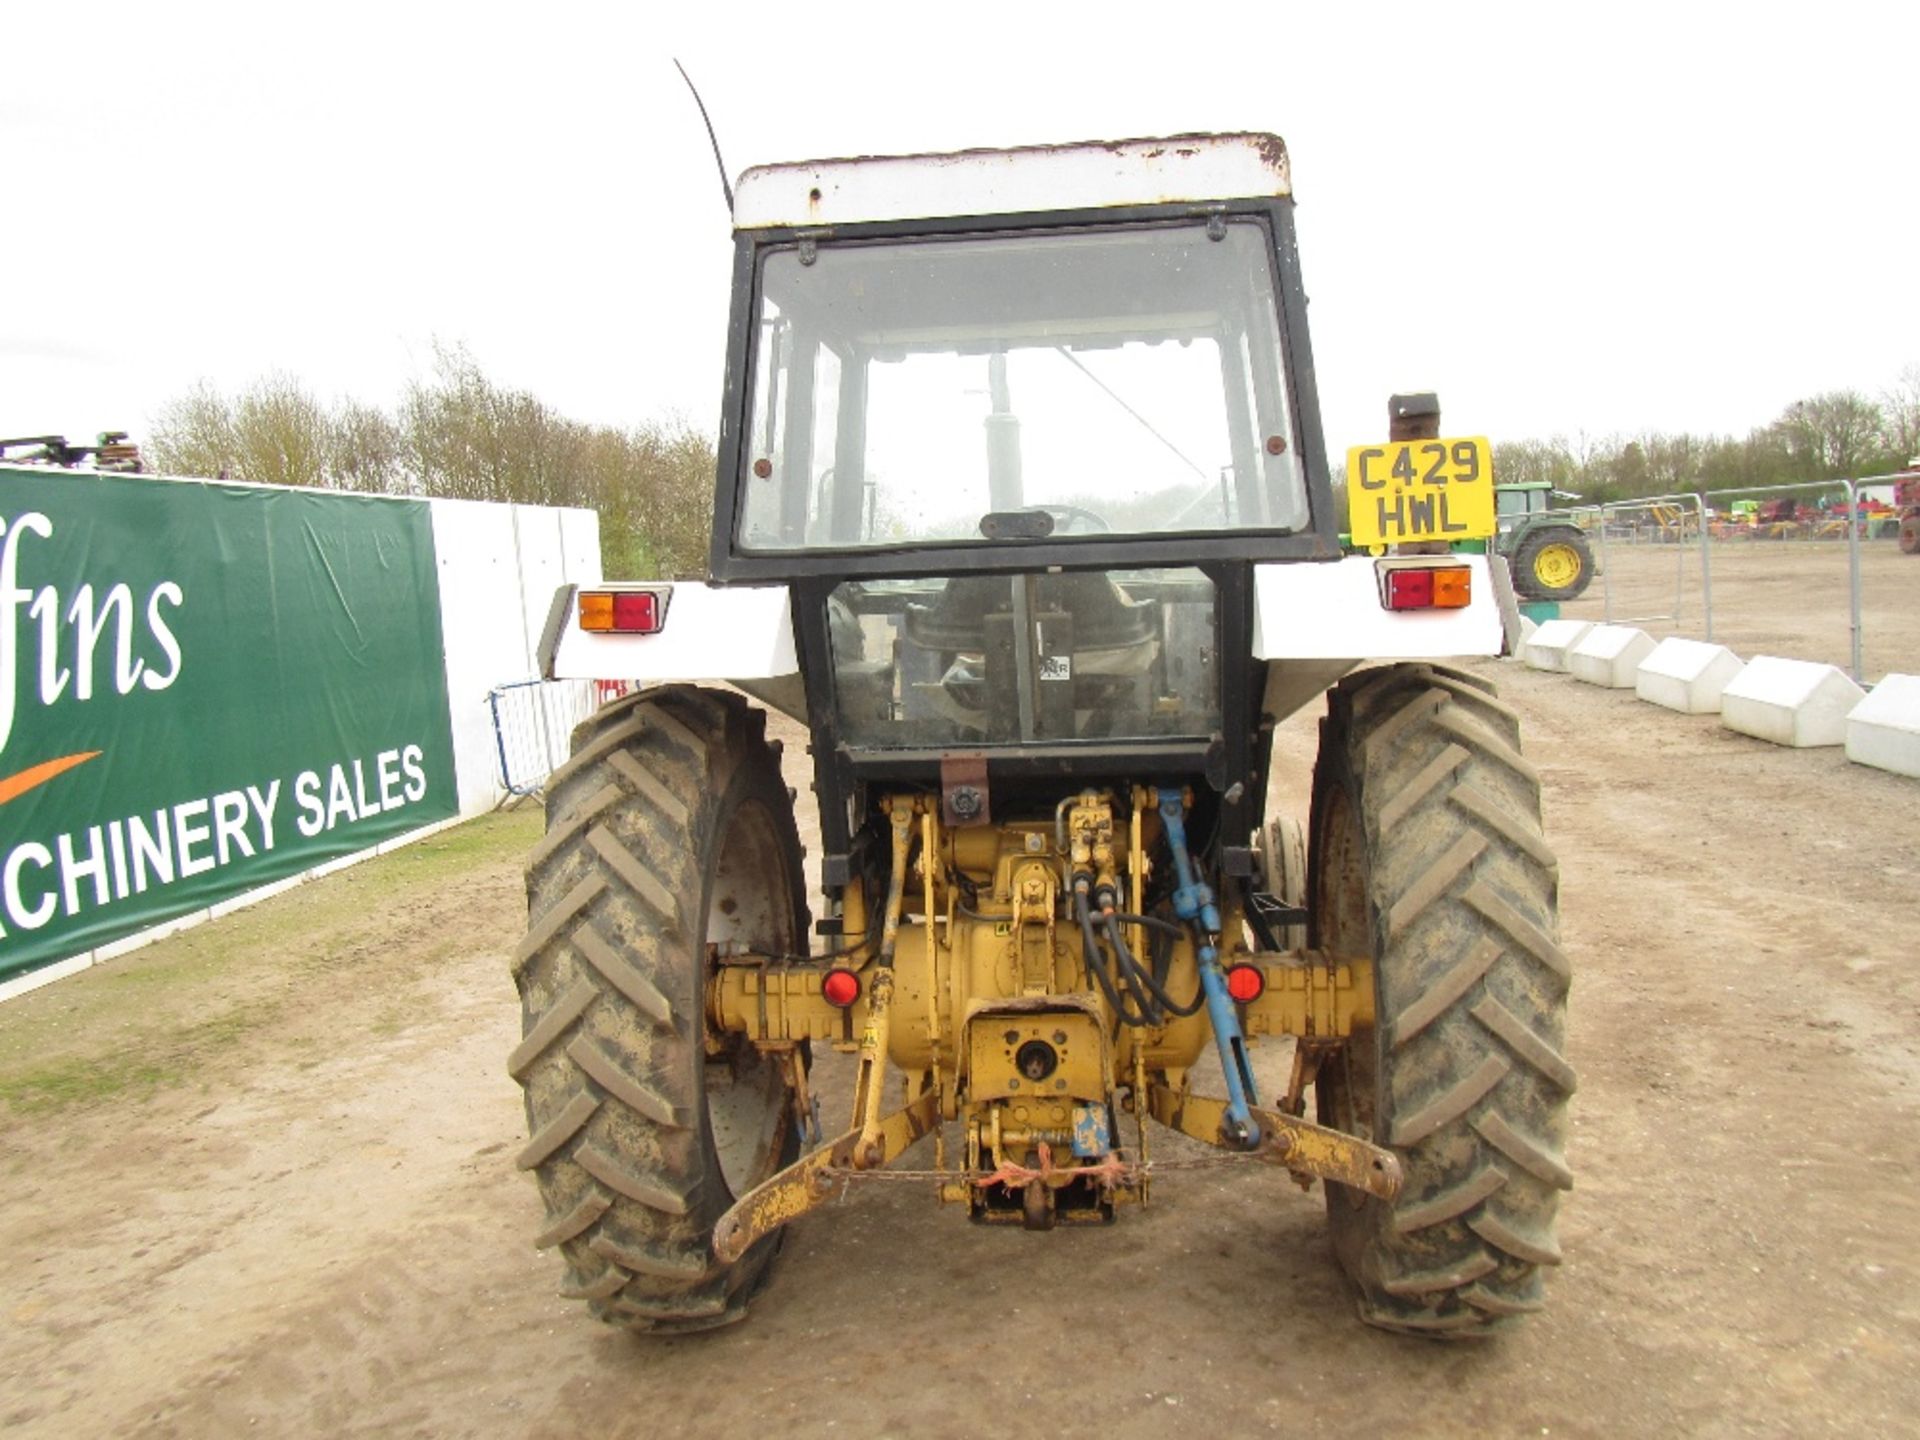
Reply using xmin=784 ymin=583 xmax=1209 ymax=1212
xmin=524 ymin=135 xmax=1566 ymax=1339
xmin=545 ymin=136 xmax=1521 ymax=722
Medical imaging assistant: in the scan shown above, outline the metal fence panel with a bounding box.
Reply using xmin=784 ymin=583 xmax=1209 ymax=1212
xmin=1542 ymin=473 xmax=1911 ymax=682
xmin=487 ymin=680 xmax=613 ymax=800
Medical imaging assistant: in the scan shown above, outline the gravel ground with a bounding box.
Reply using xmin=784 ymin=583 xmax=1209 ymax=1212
xmin=2 ymin=576 xmax=1916 ymax=1437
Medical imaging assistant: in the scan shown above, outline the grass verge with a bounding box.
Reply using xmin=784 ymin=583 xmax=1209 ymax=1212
xmin=0 ymin=808 xmax=541 ymax=1116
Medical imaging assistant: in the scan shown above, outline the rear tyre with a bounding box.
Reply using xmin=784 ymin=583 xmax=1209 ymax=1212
xmin=510 ymin=686 xmax=807 ymax=1332
xmin=1511 ymin=526 xmax=1594 ymax=601
xmin=1310 ymin=663 xmax=1573 ymax=1336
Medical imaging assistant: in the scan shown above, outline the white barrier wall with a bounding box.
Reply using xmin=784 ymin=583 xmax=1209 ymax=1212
xmin=430 ymin=499 xmax=602 ymax=816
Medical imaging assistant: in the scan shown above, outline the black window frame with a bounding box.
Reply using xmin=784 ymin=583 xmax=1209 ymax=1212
xmin=707 ymin=197 xmax=1342 ymax=585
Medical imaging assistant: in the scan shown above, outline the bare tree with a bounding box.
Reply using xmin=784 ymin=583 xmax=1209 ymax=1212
xmin=154 ymin=353 xmax=718 ymax=577
xmin=1492 ymin=437 xmax=1575 ymax=489
xmin=1772 ymin=390 xmax=1886 ymax=479
xmin=150 ymin=381 xmax=240 ymax=478
xmin=328 ymin=400 xmax=407 ymax=493
xmin=1881 ymin=365 xmax=1920 ymax=465
xmin=225 ymin=374 xmax=330 ymax=488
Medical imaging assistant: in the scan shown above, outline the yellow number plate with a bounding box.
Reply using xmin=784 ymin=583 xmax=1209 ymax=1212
xmin=1345 ymin=437 xmax=1496 ymax=547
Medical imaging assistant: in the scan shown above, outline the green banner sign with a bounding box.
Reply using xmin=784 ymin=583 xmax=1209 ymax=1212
xmin=0 ymin=466 xmax=458 ymax=982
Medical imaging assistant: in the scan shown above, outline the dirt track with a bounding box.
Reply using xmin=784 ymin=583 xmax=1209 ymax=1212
xmin=4 ymin=649 xmax=1919 ymax=1437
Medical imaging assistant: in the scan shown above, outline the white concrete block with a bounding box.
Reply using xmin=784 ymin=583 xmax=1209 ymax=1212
xmin=1721 ymin=656 xmax=1867 ymax=748
xmin=1503 ymin=614 xmax=1539 ymax=662
xmin=1568 ymin=625 xmax=1657 ymax=689
xmin=1636 ymin=638 xmax=1746 ymax=714
xmin=1521 ymin=619 xmax=1594 ymax=673
xmin=1846 ymin=673 xmax=1920 ymax=779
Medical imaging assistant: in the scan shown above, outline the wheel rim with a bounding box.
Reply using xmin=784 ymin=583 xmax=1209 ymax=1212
xmin=1533 ymin=542 xmax=1582 ymax=589
xmin=705 ymin=792 xmax=799 ymax=1200
xmin=1255 ymin=817 xmax=1308 ymax=949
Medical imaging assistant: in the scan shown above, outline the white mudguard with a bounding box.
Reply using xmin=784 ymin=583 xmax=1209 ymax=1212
xmin=1251 ymin=555 xmax=1519 ymax=661
xmin=540 ymin=582 xmax=798 ymax=682
xmin=541 ymin=559 xmax=1517 ymax=694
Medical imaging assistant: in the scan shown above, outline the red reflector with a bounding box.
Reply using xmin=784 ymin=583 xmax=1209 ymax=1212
xmin=1225 ymin=963 xmax=1265 ymax=1003
xmin=1385 ymin=568 xmax=1435 ymax=611
xmin=611 ymin=591 xmax=662 ymax=634
xmin=822 ymin=969 xmax=861 ymax=1008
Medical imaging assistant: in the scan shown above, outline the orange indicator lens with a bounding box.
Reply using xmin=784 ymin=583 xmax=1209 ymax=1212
xmin=1431 ymin=567 xmax=1472 ymax=608
xmin=578 ymin=591 xmax=615 ymax=631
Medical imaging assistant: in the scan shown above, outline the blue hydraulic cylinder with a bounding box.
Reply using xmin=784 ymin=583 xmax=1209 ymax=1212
xmin=1157 ymin=790 xmax=1262 ymax=1146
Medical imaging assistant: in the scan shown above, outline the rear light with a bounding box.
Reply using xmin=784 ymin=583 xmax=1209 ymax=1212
xmin=1224 ymin=963 xmax=1265 ymax=1003
xmin=1385 ymin=568 xmax=1434 ymax=610
xmin=822 ymin=968 xmax=862 ymax=1008
xmin=1379 ymin=564 xmax=1471 ymax=612
xmin=578 ymin=588 xmax=668 ymax=634
xmin=1431 ymin=568 xmax=1472 ymax=608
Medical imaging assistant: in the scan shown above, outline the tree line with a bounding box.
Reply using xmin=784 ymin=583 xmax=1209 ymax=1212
xmin=1490 ymin=367 xmax=1920 ymax=504
xmin=156 ymin=355 xmax=1919 ymax=563
xmin=149 ymin=348 xmax=713 ymax=579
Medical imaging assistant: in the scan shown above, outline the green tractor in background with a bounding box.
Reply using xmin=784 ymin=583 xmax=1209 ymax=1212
xmin=1464 ymin=480 xmax=1595 ymax=602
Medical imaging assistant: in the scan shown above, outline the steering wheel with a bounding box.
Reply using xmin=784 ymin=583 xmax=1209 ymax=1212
xmin=1039 ymin=504 xmax=1111 ymax=535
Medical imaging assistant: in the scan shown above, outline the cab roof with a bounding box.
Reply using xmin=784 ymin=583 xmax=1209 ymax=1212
xmin=731 ymin=132 xmax=1290 ymax=231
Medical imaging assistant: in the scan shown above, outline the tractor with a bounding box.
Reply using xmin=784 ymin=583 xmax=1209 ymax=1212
xmin=514 ymin=134 xmax=1572 ymax=1338
xmin=1488 ymin=478 xmax=1595 ymax=601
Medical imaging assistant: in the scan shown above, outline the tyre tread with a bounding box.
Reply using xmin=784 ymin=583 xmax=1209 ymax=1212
xmin=510 ymin=686 xmax=804 ymax=1333
xmin=1314 ymin=662 xmax=1573 ymax=1335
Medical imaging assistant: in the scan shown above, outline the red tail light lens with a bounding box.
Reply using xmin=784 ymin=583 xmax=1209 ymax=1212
xmin=1385 ymin=568 xmax=1434 ymax=610
xmin=822 ymin=969 xmax=861 ymax=1008
xmin=612 ymin=592 xmax=660 ymax=632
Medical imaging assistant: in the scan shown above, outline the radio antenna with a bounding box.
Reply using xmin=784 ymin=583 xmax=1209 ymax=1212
xmin=673 ymin=59 xmax=733 ymax=214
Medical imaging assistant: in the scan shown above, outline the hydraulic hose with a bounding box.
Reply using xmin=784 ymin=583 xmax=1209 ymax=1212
xmin=1077 ymin=887 xmax=1207 ymax=1028
xmin=1108 ymin=911 xmax=1188 ymax=942
xmin=1102 ymin=911 xmax=1205 ymax=1020
xmin=1077 ymin=885 xmax=1153 ymax=1026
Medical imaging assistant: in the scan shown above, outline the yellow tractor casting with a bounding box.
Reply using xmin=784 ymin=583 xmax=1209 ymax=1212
xmin=514 ymin=134 xmax=1573 ymax=1338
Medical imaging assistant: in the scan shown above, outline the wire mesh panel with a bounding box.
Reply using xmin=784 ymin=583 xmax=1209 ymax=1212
xmin=487 ymin=680 xmax=604 ymax=799
xmin=1697 ymin=480 xmax=1866 ymax=680
xmin=1549 ymin=477 xmax=1902 ymax=681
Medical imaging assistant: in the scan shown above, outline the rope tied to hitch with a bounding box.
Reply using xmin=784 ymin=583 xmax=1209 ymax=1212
xmin=969 ymin=1140 xmax=1133 ymax=1192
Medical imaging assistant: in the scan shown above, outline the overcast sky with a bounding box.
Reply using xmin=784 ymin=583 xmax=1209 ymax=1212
xmin=7 ymin=2 xmax=1917 ymax=467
